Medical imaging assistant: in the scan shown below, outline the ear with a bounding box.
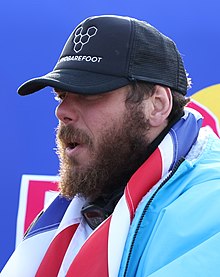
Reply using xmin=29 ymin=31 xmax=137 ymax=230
xmin=148 ymin=85 xmax=172 ymax=127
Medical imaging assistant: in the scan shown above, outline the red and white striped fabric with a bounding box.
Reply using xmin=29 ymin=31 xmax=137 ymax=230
xmin=38 ymin=147 xmax=172 ymax=277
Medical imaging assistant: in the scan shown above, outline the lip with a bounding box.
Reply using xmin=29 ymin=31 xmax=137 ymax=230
xmin=65 ymin=144 xmax=84 ymax=157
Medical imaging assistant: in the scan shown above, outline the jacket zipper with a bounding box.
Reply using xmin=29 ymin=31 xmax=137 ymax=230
xmin=123 ymin=157 xmax=185 ymax=276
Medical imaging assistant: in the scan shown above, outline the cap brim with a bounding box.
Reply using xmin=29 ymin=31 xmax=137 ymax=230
xmin=17 ymin=69 xmax=130 ymax=95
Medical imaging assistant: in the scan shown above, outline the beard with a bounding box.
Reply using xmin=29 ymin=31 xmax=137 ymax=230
xmin=56 ymin=102 xmax=151 ymax=201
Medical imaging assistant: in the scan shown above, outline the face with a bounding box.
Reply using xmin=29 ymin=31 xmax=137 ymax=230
xmin=55 ymin=86 xmax=151 ymax=200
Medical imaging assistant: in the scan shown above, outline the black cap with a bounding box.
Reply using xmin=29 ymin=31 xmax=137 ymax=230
xmin=18 ymin=15 xmax=188 ymax=96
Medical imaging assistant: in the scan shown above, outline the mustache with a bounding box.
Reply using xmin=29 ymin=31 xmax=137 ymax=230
xmin=56 ymin=123 xmax=92 ymax=147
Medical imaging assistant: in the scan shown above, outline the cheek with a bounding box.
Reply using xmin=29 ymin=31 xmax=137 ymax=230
xmin=82 ymin=104 xmax=126 ymax=144
xmin=93 ymin=116 xmax=123 ymax=146
xmin=88 ymin=121 xmax=107 ymax=146
xmin=82 ymin=111 xmax=108 ymax=135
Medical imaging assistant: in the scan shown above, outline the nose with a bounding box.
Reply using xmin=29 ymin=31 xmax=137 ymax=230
xmin=55 ymin=93 xmax=80 ymax=124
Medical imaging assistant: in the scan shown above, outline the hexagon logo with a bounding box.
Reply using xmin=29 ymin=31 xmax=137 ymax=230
xmin=73 ymin=26 xmax=98 ymax=53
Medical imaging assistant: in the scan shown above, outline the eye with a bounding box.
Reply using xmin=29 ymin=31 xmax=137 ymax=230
xmin=54 ymin=92 xmax=67 ymax=102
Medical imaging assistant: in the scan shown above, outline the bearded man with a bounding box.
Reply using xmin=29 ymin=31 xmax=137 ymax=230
xmin=2 ymin=15 xmax=220 ymax=277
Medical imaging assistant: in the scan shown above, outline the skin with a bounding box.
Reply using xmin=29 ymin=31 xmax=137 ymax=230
xmin=55 ymin=85 xmax=173 ymax=171
xmin=54 ymin=84 xmax=174 ymax=199
xmin=55 ymin=86 xmax=129 ymax=169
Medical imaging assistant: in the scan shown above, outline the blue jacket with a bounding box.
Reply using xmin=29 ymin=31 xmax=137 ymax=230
xmin=119 ymin=128 xmax=220 ymax=277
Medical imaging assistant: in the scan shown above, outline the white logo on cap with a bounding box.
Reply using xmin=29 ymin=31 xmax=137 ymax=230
xmin=73 ymin=26 xmax=97 ymax=53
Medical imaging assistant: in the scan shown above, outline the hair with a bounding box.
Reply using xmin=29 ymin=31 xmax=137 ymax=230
xmin=126 ymin=81 xmax=190 ymax=123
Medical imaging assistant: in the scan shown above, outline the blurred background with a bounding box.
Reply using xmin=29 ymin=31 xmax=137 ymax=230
xmin=1 ymin=0 xmax=220 ymax=270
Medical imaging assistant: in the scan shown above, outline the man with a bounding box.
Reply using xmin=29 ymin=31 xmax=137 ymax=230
xmin=2 ymin=15 xmax=220 ymax=277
